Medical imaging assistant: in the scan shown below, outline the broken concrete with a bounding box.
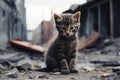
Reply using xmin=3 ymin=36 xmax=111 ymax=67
xmin=0 ymin=38 xmax=120 ymax=80
xmin=6 ymin=68 xmax=18 ymax=78
xmin=17 ymin=63 xmax=31 ymax=71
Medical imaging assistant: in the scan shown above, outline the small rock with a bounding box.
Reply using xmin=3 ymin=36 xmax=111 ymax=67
xmin=100 ymin=72 xmax=111 ymax=77
xmin=0 ymin=48 xmax=6 ymax=53
xmin=116 ymin=52 xmax=120 ymax=56
xmin=70 ymin=77 xmax=75 ymax=80
xmin=6 ymin=72 xmax=18 ymax=78
xmin=38 ymin=75 xmax=46 ymax=78
xmin=52 ymin=72 xmax=61 ymax=75
xmin=0 ymin=61 xmax=11 ymax=69
xmin=83 ymin=67 xmax=94 ymax=71
xmin=40 ymin=57 xmax=44 ymax=61
xmin=34 ymin=64 xmax=41 ymax=69
xmin=28 ymin=75 xmax=36 ymax=79
xmin=17 ymin=63 xmax=31 ymax=72
xmin=95 ymin=51 xmax=101 ymax=54
xmin=112 ymin=68 xmax=120 ymax=75
xmin=38 ymin=74 xmax=49 ymax=79
xmin=0 ymin=64 xmax=6 ymax=70
xmin=16 ymin=66 xmax=26 ymax=72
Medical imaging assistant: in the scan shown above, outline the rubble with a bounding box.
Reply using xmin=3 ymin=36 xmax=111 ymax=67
xmin=17 ymin=63 xmax=32 ymax=72
xmin=100 ymin=72 xmax=112 ymax=77
xmin=0 ymin=38 xmax=119 ymax=80
xmin=112 ymin=67 xmax=120 ymax=76
xmin=70 ymin=77 xmax=75 ymax=80
xmin=16 ymin=66 xmax=26 ymax=72
xmin=51 ymin=72 xmax=61 ymax=75
xmin=0 ymin=48 xmax=6 ymax=54
xmin=28 ymin=74 xmax=36 ymax=79
xmin=6 ymin=72 xmax=18 ymax=78
xmin=0 ymin=61 xmax=14 ymax=70
xmin=6 ymin=68 xmax=18 ymax=78
xmin=0 ymin=54 xmax=25 ymax=63
xmin=33 ymin=64 xmax=41 ymax=69
xmin=0 ymin=64 xmax=6 ymax=70
xmin=38 ymin=74 xmax=49 ymax=79
xmin=90 ymin=61 xmax=120 ymax=67
xmin=81 ymin=67 xmax=94 ymax=72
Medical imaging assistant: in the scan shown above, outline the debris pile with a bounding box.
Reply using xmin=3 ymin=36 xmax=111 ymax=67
xmin=0 ymin=37 xmax=119 ymax=80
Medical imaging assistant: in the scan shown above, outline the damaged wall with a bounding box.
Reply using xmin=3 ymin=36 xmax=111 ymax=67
xmin=32 ymin=21 xmax=53 ymax=45
xmin=0 ymin=0 xmax=10 ymax=48
xmin=0 ymin=0 xmax=27 ymax=48
xmin=111 ymin=0 xmax=120 ymax=38
xmin=15 ymin=0 xmax=27 ymax=40
xmin=64 ymin=0 xmax=120 ymax=40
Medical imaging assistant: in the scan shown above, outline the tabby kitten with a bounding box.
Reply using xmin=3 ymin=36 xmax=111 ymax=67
xmin=45 ymin=12 xmax=81 ymax=74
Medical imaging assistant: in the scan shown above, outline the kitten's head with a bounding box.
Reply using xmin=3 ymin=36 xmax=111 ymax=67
xmin=54 ymin=12 xmax=81 ymax=38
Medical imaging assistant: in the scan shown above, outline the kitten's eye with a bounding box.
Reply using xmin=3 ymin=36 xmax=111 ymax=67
xmin=61 ymin=27 xmax=65 ymax=31
xmin=70 ymin=26 xmax=75 ymax=30
xmin=70 ymin=26 xmax=78 ymax=32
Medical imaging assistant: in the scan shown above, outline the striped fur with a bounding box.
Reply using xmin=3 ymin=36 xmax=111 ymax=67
xmin=45 ymin=12 xmax=81 ymax=74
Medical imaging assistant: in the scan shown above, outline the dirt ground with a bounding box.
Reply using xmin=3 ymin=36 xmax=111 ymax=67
xmin=0 ymin=48 xmax=120 ymax=80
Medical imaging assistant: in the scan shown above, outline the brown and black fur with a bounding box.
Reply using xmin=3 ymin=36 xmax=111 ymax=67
xmin=45 ymin=12 xmax=81 ymax=74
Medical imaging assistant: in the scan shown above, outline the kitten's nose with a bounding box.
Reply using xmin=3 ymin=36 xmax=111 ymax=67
xmin=66 ymin=30 xmax=70 ymax=36
xmin=66 ymin=33 xmax=69 ymax=36
xmin=66 ymin=29 xmax=70 ymax=36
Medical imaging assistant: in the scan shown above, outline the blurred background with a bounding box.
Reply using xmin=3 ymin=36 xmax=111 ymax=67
xmin=0 ymin=0 xmax=120 ymax=80
xmin=25 ymin=0 xmax=86 ymax=46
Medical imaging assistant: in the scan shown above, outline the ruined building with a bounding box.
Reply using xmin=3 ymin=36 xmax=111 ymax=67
xmin=33 ymin=21 xmax=53 ymax=45
xmin=0 ymin=0 xmax=26 ymax=48
xmin=15 ymin=0 xmax=26 ymax=40
xmin=63 ymin=0 xmax=120 ymax=40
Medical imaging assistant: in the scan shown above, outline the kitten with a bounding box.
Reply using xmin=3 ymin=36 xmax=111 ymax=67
xmin=45 ymin=12 xmax=81 ymax=74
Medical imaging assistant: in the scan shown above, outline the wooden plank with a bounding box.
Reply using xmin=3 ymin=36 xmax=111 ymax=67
xmin=78 ymin=31 xmax=101 ymax=50
xmin=8 ymin=40 xmax=46 ymax=53
xmin=78 ymin=38 xmax=87 ymax=50
xmin=86 ymin=31 xmax=101 ymax=46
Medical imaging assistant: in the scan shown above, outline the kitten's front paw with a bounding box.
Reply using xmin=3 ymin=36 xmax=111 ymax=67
xmin=70 ymin=69 xmax=78 ymax=73
xmin=61 ymin=69 xmax=70 ymax=74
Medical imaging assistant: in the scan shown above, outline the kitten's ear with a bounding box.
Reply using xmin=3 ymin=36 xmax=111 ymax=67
xmin=72 ymin=11 xmax=81 ymax=22
xmin=54 ymin=13 xmax=63 ymax=22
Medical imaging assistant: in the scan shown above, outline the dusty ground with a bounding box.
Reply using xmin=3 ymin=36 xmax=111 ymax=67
xmin=0 ymin=39 xmax=120 ymax=80
xmin=0 ymin=49 xmax=120 ymax=80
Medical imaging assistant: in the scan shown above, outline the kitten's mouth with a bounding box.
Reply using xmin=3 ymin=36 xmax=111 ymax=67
xmin=66 ymin=33 xmax=70 ymax=36
xmin=62 ymin=33 xmax=72 ymax=38
xmin=65 ymin=34 xmax=72 ymax=37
